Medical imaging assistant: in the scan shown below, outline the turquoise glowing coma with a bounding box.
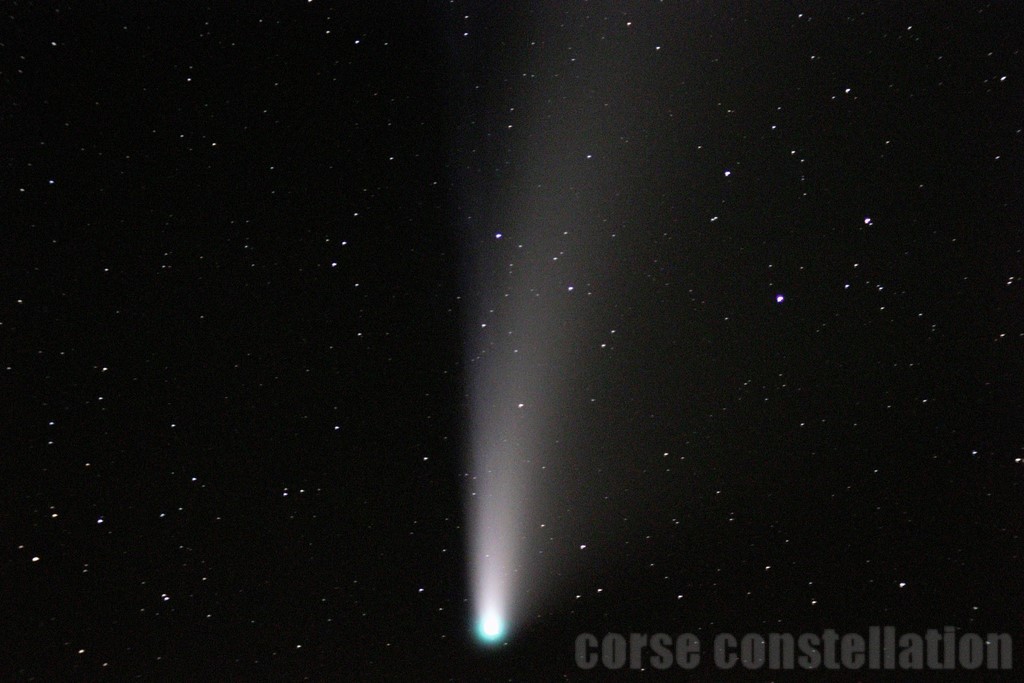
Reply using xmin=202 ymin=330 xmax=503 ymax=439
xmin=477 ymin=614 xmax=506 ymax=643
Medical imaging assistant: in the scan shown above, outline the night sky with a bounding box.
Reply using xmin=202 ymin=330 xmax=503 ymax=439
xmin=5 ymin=2 xmax=1024 ymax=680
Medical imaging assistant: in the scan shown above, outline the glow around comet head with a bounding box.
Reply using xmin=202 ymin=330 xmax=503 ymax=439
xmin=476 ymin=611 xmax=506 ymax=644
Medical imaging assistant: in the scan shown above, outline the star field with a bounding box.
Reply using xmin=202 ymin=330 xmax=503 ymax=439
xmin=4 ymin=2 xmax=1023 ymax=680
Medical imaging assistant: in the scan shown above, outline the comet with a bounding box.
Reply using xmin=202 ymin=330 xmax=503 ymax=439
xmin=476 ymin=612 xmax=506 ymax=644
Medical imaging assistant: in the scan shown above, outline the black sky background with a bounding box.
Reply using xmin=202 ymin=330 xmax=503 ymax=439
xmin=3 ymin=2 xmax=1024 ymax=680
